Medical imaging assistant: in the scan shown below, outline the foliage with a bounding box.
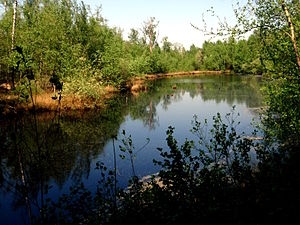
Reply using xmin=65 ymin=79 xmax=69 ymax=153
xmin=33 ymin=107 xmax=299 ymax=225
xmin=227 ymin=0 xmax=300 ymax=146
xmin=0 ymin=0 xmax=273 ymax=101
xmin=263 ymin=76 xmax=300 ymax=147
xmin=201 ymin=36 xmax=263 ymax=74
xmin=197 ymin=0 xmax=300 ymax=147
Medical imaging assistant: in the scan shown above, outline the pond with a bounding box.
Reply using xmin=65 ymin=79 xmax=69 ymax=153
xmin=0 ymin=74 xmax=264 ymax=224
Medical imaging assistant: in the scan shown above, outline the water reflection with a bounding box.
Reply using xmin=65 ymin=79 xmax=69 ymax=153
xmin=0 ymin=75 xmax=264 ymax=224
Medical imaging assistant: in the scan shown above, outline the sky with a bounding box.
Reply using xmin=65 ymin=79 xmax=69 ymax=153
xmin=83 ymin=0 xmax=240 ymax=49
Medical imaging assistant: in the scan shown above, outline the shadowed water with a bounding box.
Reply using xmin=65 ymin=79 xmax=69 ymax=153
xmin=0 ymin=74 xmax=264 ymax=224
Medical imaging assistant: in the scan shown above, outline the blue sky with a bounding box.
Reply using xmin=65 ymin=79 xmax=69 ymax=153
xmin=84 ymin=0 xmax=239 ymax=48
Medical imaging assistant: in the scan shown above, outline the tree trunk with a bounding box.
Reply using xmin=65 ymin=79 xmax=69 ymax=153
xmin=281 ymin=0 xmax=300 ymax=74
xmin=149 ymin=31 xmax=153 ymax=55
xmin=149 ymin=19 xmax=153 ymax=55
xmin=11 ymin=0 xmax=17 ymax=89
xmin=4 ymin=0 xmax=7 ymax=13
xmin=11 ymin=0 xmax=17 ymax=53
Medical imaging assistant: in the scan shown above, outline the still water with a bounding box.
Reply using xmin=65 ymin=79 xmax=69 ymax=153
xmin=0 ymin=74 xmax=264 ymax=224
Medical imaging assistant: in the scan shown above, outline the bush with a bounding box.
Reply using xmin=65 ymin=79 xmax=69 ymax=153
xmin=42 ymin=108 xmax=300 ymax=225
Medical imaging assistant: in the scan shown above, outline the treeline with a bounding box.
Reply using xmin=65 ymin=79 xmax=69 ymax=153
xmin=0 ymin=0 xmax=201 ymax=96
xmin=202 ymin=36 xmax=262 ymax=74
xmin=0 ymin=0 xmax=267 ymax=98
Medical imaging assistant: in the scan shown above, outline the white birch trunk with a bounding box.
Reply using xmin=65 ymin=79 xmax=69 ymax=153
xmin=281 ymin=0 xmax=300 ymax=74
xmin=11 ymin=0 xmax=17 ymax=51
xmin=4 ymin=0 xmax=7 ymax=13
xmin=11 ymin=0 xmax=17 ymax=88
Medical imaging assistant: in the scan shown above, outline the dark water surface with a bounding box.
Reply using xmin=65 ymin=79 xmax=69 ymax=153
xmin=0 ymin=75 xmax=264 ymax=224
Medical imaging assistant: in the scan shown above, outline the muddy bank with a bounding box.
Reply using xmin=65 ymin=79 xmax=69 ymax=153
xmin=0 ymin=70 xmax=224 ymax=117
xmin=144 ymin=70 xmax=224 ymax=79
xmin=128 ymin=70 xmax=224 ymax=92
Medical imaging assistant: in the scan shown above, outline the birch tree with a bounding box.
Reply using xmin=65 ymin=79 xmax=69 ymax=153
xmin=233 ymin=0 xmax=300 ymax=75
xmin=0 ymin=0 xmax=8 ymax=13
xmin=11 ymin=0 xmax=17 ymax=88
xmin=142 ymin=17 xmax=159 ymax=55
xmin=281 ymin=0 xmax=300 ymax=73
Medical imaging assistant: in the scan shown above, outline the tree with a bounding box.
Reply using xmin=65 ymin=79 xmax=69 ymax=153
xmin=142 ymin=17 xmax=159 ymax=55
xmin=0 ymin=0 xmax=8 ymax=13
xmin=128 ymin=28 xmax=140 ymax=44
xmin=281 ymin=0 xmax=300 ymax=73
xmin=162 ymin=36 xmax=172 ymax=52
xmin=229 ymin=0 xmax=300 ymax=145
xmin=228 ymin=0 xmax=299 ymax=76
xmin=10 ymin=0 xmax=17 ymax=88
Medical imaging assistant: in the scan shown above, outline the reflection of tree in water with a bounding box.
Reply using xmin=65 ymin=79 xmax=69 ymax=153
xmin=161 ymin=90 xmax=183 ymax=111
xmin=161 ymin=94 xmax=172 ymax=110
xmin=160 ymin=89 xmax=176 ymax=111
xmin=145 ymin=99 xmax=156 ymax=129
xmin=0 ymin=117 xmax=74 ymax=222
xmin=199 ymin=75 xmax=264 ymax=107
xmin=126 ymin=75 xmax=263 ymax=131
xmin=127 ymin=85 xmax=186 ymax=129
xmin=188 ymin=83 xmax=204 ymax=99
xmin=127 ymin=94 xmax=159 ymax=130
xmin=161 ymin=75 xmax=263 ymax=108
xmin=0 ymin=75 xmax=264 ymax=223
xmin=0 ymin=97 xmax=127 ymax=222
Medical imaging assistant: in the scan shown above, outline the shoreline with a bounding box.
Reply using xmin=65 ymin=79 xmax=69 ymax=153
xmin=0 ymin=70 xmax=224 ymax=117
xmin=144 ymin=70 xmax=224 ymax=79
